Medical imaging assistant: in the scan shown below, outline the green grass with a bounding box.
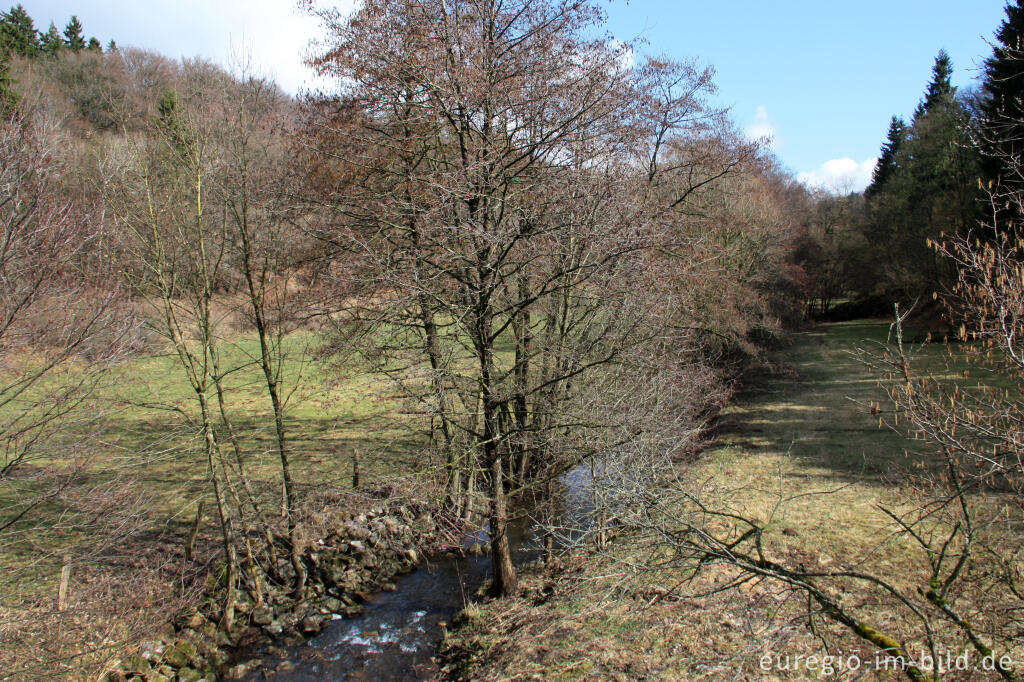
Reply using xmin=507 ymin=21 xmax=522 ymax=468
xmin=0 ymin=319 xmax=499 ymax=678
xmin=0 ymin=328 xmax=436 ymax=604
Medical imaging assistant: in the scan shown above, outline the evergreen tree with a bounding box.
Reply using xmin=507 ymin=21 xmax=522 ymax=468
xmin=915 ymin=49 xmax=955 ymax=118
xmin=980 ymin=0 xmax=1024 ymax=189
xmin=87 ymin=36 xmax=100 ymax=52
xmin=106 ymin=39 xmax=116 ymax=53
xmin=39 ymin=22 xmax=61 ymax=56
xmin=63 ymin=15 xmax=84 ymax=51
xmin=866 ymin=116 xmax=905 ymax=197
xmin=155 ymin=87 xmax=193 ymax=155
xmin=867 ymin=51 xmax=980 ymax=299
xmin=0 ymin=4 xmax=38 ymax=58
xmin=0 ymin=51 xmax=19 ymax=114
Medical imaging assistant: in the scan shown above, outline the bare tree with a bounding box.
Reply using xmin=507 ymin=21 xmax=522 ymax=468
xmin=211 ymin=66 xmax=310 ymax=599
xmin=304 ymin=0 xmax=743 ymax=596
xmin=0 ymin=107 xmax=133 ymax=547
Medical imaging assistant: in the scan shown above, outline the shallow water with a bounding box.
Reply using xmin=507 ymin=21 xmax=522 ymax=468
xmin=246 ymin=552 xmax=491 ymax=680
xmin=244 ymin=465 xmax=593 ymax=681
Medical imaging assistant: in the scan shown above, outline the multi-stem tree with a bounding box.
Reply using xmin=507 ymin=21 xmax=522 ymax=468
xmin=307 ymin=0 xmax=733 ymax=596
xmin=211 ymin=67 xmax=309 ymax=599
xmin=112 ymin=87 xmax=255 ymax=630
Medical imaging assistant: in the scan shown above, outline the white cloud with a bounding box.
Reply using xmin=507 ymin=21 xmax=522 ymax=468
xmin=798 ymin=157 xmax=878 ymax=193
xmin=23 ymin=0 xmax=354 ymax=95
xmin=610 ymin=39 xmax=635 ymax=72
xmin=168 ymin=0 xmax=349 ymax=95
xmin=745 ymin=105 xmax=778 ymax=146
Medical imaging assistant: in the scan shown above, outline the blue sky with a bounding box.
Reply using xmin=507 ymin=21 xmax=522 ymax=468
xmin=602 ymin=1 xmax=1011 ymax=191
xmin=15 ymin=1 xmax=1013 ymax=191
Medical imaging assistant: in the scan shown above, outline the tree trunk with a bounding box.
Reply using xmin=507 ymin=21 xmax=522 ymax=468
xmin=488 ymin=455 xmax=518 ymax=597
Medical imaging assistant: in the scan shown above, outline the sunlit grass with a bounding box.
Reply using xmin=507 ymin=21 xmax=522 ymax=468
xmin=440 ymin=320 xmax=1024 ymax=680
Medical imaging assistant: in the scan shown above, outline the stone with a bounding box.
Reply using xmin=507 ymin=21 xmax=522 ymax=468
xmin=204 ymin=647 xmax=228 ymax=670
xmin=300 ymin=615 xmax=322 ymax=634
xmin=138 ymin=641 xmax=163 ymax=661
xmin=223 ymin=660 xmax=259 ymax=680
xmin=380 ymin=582 xmax=397 ymax=592
xmin=348 ymin=540 xmax=366 ymax=554
xmin=161 ymin=640 xmax=197 ymax=669
xmin=124 ymin=654 xmax=152 ymax=676
xmin=215 ymin=629 xmax=235 ymax=649
xmin=175 ymin=667 xmax=203 ymax=682
xmin=251 ymin=606 xmax=273 ymax=626
xmin=276 ymin=661 xmax=295 ymax=673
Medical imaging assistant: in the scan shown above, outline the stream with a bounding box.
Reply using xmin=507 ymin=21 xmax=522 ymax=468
xmin=241 ymin=465 xmax=594 ymax=681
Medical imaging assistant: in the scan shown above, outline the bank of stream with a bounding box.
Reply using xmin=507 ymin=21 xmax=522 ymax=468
xmin=241 ymin=465 xmax=595 ymax=681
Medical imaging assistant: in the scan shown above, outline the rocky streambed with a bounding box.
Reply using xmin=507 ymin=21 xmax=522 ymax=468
xmin=242 ymin=466 xmax=594 ymax=681
xmin=103 ymin=501 xmax=443 ymax=682
xmin=104 ymin=464 xmax=592 ymax=682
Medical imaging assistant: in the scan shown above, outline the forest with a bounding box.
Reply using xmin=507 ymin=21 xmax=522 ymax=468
xmin=0 ymin=1 xmax=1023 ymax=680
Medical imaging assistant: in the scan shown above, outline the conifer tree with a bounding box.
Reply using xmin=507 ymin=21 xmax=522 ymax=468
xmin=63 ymin=15 xmax=84 ymax=51
xmin=867 ymin=51 xmax=979 ymax=299
xmin=105 ymin=39 xmax=116 ymax=53
xmin=40 ymin=22 xmax=61 ymax=56
xmin=866 ymin=116 xmax=905 ymax=197
xmin=915 ymin=49 xmax=955 ymax=118
xmin=0 ymin=51 xmax=18 ymax=114
xmin=86 ymin=36 xmax=100 ymax=52
xmin=0 ymin=4 xmax=38 ymax=58
xmin=980 ymin=0 xmax=1024 ymax=189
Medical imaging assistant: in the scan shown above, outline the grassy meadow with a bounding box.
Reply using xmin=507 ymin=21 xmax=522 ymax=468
xmin=0 ymin=324 xmax=442 ymax=676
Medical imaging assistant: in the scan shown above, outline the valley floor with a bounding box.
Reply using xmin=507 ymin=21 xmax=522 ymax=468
xmin=439 ymin=321 xmax=1022 ymax=681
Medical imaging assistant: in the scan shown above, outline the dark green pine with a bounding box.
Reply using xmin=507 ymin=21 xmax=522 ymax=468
xmin=0 ymin=52 xmax=20 ymax=115
xmin=0 ymin=4 xmax=39 ymax=58
xmin=980 ymin=0 xmax=1024 ymax=187
xmin=914 ymin=49 xmax=955 ymax=119
xmin=866 ymin=116 xmax=905 ymax=198
xmin=40 ymin=22 xmax=62 ymax=56
xmin=63 ymin=15 xmax=85 ymax=51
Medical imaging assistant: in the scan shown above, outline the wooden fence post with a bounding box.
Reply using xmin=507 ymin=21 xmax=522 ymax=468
xmin=57 ymin=554 xmax=71 ymax=611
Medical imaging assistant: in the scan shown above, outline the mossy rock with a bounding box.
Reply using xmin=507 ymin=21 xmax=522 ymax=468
xmin=124 ymin=654 xmax=152 ymax=676
xmin=174 ymin=667 xmax=203 ymax=682
xmin=161 ymin=641 xmax=198 ymax=669
xmin=250 ymin=606 xmax=273 ymax=625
